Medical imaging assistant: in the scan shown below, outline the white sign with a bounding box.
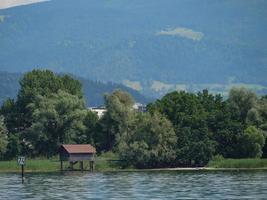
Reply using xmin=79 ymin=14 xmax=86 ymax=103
xmin=18 ymin=156 xmax=25 ymax=166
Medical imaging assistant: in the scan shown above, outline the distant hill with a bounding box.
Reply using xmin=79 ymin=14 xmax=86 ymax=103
xmin=0 ymin=72 xmax=21 ymax=104
xmin=0 ymin=71 xmax=152 ymax=106
xmin=0 ymin=0 xmax=267 ymax=97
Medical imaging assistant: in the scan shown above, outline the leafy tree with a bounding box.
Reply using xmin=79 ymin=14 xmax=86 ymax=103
xmin=17 ymin=70 xmax=82 ymax=107
xmin=0 ymin=100 xmax=21 ymax=159
xmin=1 ymin=70 xmax=83 ymax=134
xmin=17 ymin=70 xmax=62 ymax=107
xmin=0 ymin=70 xmax=85 ymax=158
xmin=60 ymin=74 xmax=83 ymax=98
xmin=197 ymin=89 xmax=224 ymax=112
xmin=80 ymin=111 xmax=98 ymax=145
xmin=212 ymin=121 xmax=244 ymax=158
xmin=257 ymin=98 xmax=267 ymax=130
xmin=96 ymin=90 xmax=134 ymax=151
xmin=246 ymin=108 xmax=262 ymax=127
xmin=0 ymin=98 xmax=20 ymax=133
xmin=257 ymin=97 xmax=267 ymax=157
xmin=26 ymin=90 xmax=87 ymax=157
xmin=4 ymin=133 xmax=20 ymax=160
xmin=0 ymin=116 xmax=8 ymax=157
xmin=148 ymin=91 xmax=215 ymax=166
xmin=239 ymin=126 xmax=265 ymax=158
xmin=197 ymin=90 xmax=244 ymax=158
xmin=117 ymin=112 xmax=177 ymax=168
xmin=150 ymin=91 xmax=206 ymax=127
xmin=175 ymin=126 xmax=216 ymax=166
xmin=228 ymin=87 xmax=257 ymax=123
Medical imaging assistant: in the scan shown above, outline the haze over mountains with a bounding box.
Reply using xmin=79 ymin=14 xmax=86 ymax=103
xmin=0 ymin=0 xmax=267 ymax=97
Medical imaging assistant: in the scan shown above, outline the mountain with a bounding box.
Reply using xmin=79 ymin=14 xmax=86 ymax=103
xmin=0 ymin=0 xmax=267 ymax=97
xmin=0 ymin=71 xmax=21 ymax=103
xmin=0 ymin=71 xmax=152 ymax=106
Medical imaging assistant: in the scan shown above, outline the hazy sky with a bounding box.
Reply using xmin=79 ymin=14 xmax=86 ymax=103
xmin=0 ymin=0 xmax=48 ymax=9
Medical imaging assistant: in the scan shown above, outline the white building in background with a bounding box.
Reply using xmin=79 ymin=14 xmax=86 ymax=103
xmin=88 ymin=103 xmax=146 ymax=118
xmin=132 ymin=103 xmax=146 ymax=112
xmin=88 ymin=106 xmax=107 ymax=118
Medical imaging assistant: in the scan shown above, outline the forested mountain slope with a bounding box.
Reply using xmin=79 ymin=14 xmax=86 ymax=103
xmin=0 ymin=71 xmax=151 ymax=106
xmin=0 ymin=0 xmax=266 ymax=96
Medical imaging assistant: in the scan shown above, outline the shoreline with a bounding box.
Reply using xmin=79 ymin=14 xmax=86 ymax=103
xmin=1 ymin=158 xmax=267 ymax=173
xmin=1 ymin=167 xmax=267 ymax=173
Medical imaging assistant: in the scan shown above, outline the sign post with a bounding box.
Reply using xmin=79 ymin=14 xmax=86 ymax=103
xmin=17 ymin=156 xmax=25 ymax=183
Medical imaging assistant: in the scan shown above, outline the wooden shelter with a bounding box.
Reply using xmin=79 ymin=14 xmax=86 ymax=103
xmin=59 ymin=144 xmax=96 ymax=171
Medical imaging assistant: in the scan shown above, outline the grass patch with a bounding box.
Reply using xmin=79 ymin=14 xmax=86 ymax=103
xmin=0 ymin=159 xmax=62 ymax=172
xmin=207 ymin=158 xmax=267 ymax=169
xmin=2 ymin=157 xmax=267 ymax=172
xmin=0 ymin=152 xmax=122 ymax=172
xmin=94 ymin=151 xmax=123 ymax=171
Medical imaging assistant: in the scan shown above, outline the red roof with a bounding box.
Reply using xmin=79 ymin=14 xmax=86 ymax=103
xmin=61 ymin=144 xmax=96 ymax=154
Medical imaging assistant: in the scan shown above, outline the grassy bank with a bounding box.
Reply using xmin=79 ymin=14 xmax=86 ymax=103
xmin=2 ymin=157 xmax=267 ymax=172
xmin=0 ymin=152 xmax=122 ymax=172
xmin=0 ymin=159 xmax=120 ymax=172
xmin=207 ymin=158 xmax=267 ymax=169
xmin=0 ymin=159 xmax=60 ymax=172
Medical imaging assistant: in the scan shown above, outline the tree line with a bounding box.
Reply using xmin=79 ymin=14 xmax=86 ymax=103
xmin=0 ymin=71 xmax=150 ymax=107
xmin=0 ymin=70 xmax=266 ymax=168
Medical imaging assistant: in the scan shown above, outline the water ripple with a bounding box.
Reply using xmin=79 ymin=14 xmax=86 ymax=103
xmin=0 ymin=171 xmax=267 ymax=200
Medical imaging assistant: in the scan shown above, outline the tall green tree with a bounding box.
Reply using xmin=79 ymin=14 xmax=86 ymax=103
xmin=0 ymin=115 xmax=8 ymax=158
xmin=81 ymin=111 xmax=98 ymax=145
xmin=228 ymin=87 xmax=257 ymax=123
xmin=148 ymin=91 xmax=216 ymax=166
xmin=257 ymin=97 xmax=267 ymax=157
xmin=0 ymin=98 xmax=20 ymax=133
xmin=27 ymin=90 xmax=87 ymax=157
xmin=96 ymin=90 xmax=134 ymax=151
xmin=175 ymin=126 xmax=215 ymax=166
xmin=1 ymin=70 xmax=83 ymax=134
xmin=150 ymin=91 xmax=206 ymax=127
xmin=0 ymin=70 xmax=85 ymax=158
xmin=117 ymin=112 xmax=177 ymax=168
xmin=4 ymin=133 xmax=20 ymax=160
xmin=197 ymin=90 xmax=244 ymax=158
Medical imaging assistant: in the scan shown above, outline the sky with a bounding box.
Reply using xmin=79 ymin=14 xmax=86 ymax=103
xmin=0 ymin=0 xmax=48 ymax=9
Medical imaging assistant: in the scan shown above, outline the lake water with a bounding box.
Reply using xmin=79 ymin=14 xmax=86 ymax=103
xmin=1 ymin=170 xmax=267 ymax=199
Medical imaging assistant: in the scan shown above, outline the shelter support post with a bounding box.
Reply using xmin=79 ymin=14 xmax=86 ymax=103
xmin=80 ymin=161 xmax=83 ymax=171
xmin=60 ymin=160 xmax=63 ymax=172
xmin=69 ymin=161 xmax=73 ymax=170
xmin=89 ymin=161 xmax=94 ymax=172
